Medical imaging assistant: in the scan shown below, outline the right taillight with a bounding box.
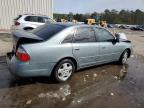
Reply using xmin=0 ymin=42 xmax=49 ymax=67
xmin=15 ymin=21 xmax=20 ymax=26
xmin=16 ymin=47 xmax=30 ymax=62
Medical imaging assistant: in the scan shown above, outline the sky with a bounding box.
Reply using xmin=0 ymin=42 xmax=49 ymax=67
xmin=54 ymin=0 xmax=144 ymax=14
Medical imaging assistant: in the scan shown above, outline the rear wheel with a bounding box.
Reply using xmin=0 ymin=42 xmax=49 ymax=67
xmin=52 ymin=59 xmax=75 ymax=83
xmin=119 ymin=50 xmax=129 ymax=65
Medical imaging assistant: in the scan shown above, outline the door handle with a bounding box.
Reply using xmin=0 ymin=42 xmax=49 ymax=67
xmin=74 ymin=48 xmax=80 ymax=51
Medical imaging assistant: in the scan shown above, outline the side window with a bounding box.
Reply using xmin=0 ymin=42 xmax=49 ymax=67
xmin=94 ymin=28 xmax=114 ymax=42
xmin=25 ymin=16 xmax=32 ymax=21
xmin=74 ymin=27 xmax=96 ymax=43
xmin=37 ymin=17 xmax=45 ymax=23
xmin=62 ymin=30 xmax=74 ymax=43
xmin=25 ymin=16 xmax=37 ymax=22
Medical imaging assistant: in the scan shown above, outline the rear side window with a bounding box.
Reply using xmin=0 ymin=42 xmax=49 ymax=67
xmin=32 ymin=24 xmax=66 ymax=40
xmin=62 ymin=30 xmax=75 ymax=43
xmin=94 ymin=28 xmax=114 ymax=42
xmin=73 ymin=27 xmax=96 ymax=43
xmin=25 ymin=16 xmax=37 ymax=22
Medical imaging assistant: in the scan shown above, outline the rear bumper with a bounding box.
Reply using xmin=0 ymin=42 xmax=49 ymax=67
xmin=11 ymin=25 xmax=23 ymax=31
xmin=6 ymin=52 xmax=55 ymax=77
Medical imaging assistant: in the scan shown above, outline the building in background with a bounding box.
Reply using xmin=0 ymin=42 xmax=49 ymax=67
xmin=0 ymin=0 xmax=53 ymax=30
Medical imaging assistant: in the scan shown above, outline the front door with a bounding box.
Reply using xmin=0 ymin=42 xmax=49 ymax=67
xmin=94 ymin=27 xmax=122 ymax=63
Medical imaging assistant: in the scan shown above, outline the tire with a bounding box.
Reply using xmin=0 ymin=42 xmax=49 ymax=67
xmin=118 ymin=50 xmax=129 ymax=65
xmin=52 ymin=59 xmax=75 ymax=83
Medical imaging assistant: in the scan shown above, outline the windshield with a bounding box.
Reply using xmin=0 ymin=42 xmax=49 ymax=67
xmin=31 ymin=24 xmax=66 ymax=40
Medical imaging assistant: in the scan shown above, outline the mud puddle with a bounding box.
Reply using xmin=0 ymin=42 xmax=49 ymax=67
xmin=0 ymin=55 xmax=144 ymax=108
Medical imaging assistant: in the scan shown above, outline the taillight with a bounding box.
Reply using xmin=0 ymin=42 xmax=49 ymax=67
xmin=16 ymin=47 xmax=30 ymax=62
xmin=15 ymin=21 xmax=20 ymax=26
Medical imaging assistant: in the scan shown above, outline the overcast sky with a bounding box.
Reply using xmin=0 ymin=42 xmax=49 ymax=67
xmin=54 ymin=0 xmax=144 ymax=13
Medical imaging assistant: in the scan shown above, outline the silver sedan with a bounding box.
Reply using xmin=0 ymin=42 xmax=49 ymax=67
xmin=7 ymin=23 xmax=133 ymax=82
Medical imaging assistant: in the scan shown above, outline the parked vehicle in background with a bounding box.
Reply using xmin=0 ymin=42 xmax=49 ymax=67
xmin=107 ymin=24 xmax=117 ymax=28
xmin=84 ymin=19 xmax=96 ymax=25
xmin=107 ymin=24 xmax=114 ymax=28
xmin=7 ymin=23 xmax=133 ymax=82
xmin=119 ymin=25 xmax=127 ymax=29
xmin=11 ymin=14 xmax=55 ymax=31
xmin=131 ymin=25 xmax=144 ymax=31
xmin=107 ymin=24 xmax=119 ymax=28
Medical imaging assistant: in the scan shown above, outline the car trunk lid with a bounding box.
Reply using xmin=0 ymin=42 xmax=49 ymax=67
xmin=12 ymin=30 xmax=43 ymax=53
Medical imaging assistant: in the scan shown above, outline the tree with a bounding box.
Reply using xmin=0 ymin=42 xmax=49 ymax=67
xmin=54 ymin=9 xmax=144 ymax=24
xmin=134 ymin=9 xmax=144 ymax=24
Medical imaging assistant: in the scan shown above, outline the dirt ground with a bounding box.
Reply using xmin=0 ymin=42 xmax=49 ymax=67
xmin=0 ymin=29 xmax=144 ymax=108
xmin=0 ymin=33 xmax=13 ymax=56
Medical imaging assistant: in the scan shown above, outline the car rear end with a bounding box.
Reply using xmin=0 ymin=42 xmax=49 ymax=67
xmin=6 ymin=30 xmax=45 ymax=77
xmin=7 ymin=46 xmax=30 ymax=77
xmin=7 ymin=24 xmax=68 ymax=77
xmin=11 ymin=15 xmax=25 ymax=31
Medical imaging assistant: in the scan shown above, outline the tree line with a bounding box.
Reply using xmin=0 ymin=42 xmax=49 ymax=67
xmin=54 ymin=9 xmax=144 ymax=25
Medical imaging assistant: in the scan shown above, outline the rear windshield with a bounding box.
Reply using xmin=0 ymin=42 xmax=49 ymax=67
xmin=32 ymin=24 xmax=66 ymax=40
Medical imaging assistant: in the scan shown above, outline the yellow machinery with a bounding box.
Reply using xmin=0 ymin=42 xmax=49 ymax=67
xmin=60 ymin=19 xmax=78 ymax=24
xmin=100 ymin=20 xmax=107 ymax=27
xmin=72 ymin=20 xmax=78 ymax=23
xmin=85 ymin=19 xmax=96 ymax=25
xmin=61 ymin=19 xmax=67 ymax=22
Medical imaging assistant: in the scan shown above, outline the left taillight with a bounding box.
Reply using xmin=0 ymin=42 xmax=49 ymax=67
xmin=16 ymin=47 xmax=30 ymax=62
xmin=15 ymin=21 xmax=20 ymax=26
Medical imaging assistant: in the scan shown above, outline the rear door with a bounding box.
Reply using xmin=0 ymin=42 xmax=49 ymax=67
xmin=94 ymin=27 xmax=123 ymax=62
xmin=72 ymin=27 xmax=100 ymax=68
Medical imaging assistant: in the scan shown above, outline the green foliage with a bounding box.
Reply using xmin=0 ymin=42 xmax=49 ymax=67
xmin=54 ymin=9 xmax=144 ymax=24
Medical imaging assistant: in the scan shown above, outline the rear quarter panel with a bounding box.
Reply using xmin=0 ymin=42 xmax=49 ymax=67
xmin=22 ymin=42 xmax=74 ymax=64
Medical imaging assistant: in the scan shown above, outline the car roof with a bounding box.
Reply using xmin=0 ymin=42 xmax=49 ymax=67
xmin=21 ymin=14 xmax=49 ymax=17
xmin=45 ymin=23 xmax=99 ymax=28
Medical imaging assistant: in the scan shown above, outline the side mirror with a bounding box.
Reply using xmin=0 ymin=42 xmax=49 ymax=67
xmin=115 ymin=33 xmax=120 ymax=42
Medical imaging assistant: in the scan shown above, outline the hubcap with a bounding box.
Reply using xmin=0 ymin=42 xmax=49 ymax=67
xmin=122 ymin=52 xmax=128 ymax=64
xmin=57 ymin=63 xmax=73 ymax=81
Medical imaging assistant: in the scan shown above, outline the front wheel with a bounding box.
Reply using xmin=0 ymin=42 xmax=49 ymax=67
xmin=52 ymin=59 xmax=75 ymax=83
xmin=118 ymin=50 xmax=129 ymax=65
